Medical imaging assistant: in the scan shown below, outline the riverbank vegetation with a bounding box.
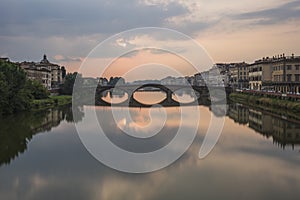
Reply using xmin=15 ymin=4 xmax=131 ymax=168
xmin=31 ymin=96 xmax=72 ymax=110
xmin=60 ymin=72 xmax=78 ymax=95
xmin=0 ymin=60 xmax=72 ymax=116
xmin=229 ymin=92 xmax=300 ymax=115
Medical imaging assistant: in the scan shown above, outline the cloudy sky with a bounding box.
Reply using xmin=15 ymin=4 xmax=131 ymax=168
xmin=1 ymin=0 xmax=300 ymax=76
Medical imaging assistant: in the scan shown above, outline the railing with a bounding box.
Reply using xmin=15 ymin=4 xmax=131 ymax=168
xmin=236 ymin=89 xmax=300 ymax=100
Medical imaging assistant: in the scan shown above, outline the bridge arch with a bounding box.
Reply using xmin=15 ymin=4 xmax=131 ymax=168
xmin=93 ymin=84 xmax=231 ymax=107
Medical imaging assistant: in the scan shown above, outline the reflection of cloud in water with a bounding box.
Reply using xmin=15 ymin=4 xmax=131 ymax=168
xmin=116 ymin=108 xmax=164 ymax=135
xmin=91 ymin=115 xmax=300 ymax=200
xmin=1 ymin=106 xmax=300 ymax=200
xmin=95 ymin=106 xmax=200 ymax=153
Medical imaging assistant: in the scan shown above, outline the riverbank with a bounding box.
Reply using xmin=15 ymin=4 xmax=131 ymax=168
xmin=229 ymin=92 xmax=300 ymax=119
xmin=31 ymin=95 xmax=72 ymax=111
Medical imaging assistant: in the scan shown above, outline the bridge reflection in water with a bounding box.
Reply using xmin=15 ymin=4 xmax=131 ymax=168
xmin=94 ymin=84 xmax=232 ymax=107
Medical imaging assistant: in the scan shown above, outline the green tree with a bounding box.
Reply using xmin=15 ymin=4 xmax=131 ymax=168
xmin=60 ymin=72 xmax=81 ymax=95
xmin=0 ymin=72 xmax=9 ymax=115
xmin=26 ymin=79 xmax=50 ymax=99
xmin=0 ymin=60 xmax=32 ymax=114
xmin=0 ymin=60 xmax=50 ymax=115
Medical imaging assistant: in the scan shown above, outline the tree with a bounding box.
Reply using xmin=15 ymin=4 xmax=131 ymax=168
xmin=0 ymin=72 xmax=9 ymax=115
xmin=26 ymin=79 xmax=50 ymax=99
xmin=60 ymin=72 xmax=81 ymax=95
xmin=108 ymin=77 xmax=125 ymax=86
xmin=0 ymin=60 xmax=50 ymax=115
xmin=0 ymin=60 xmax=32 ymax=115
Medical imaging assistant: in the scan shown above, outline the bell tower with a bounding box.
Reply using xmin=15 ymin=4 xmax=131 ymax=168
xmin=41 ymin=54 xmax=49 ymax=64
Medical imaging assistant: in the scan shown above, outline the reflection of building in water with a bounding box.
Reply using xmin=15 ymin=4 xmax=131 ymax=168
xmin=33 ymin=109 xmax=65 ymax=133
xmin=248 ymin=109 xmax=273 ymax=137
xmin=0 ymin=106 xmax=84 ymax=166
xmin=272 ymin=118 xmax=300 ymax=149
xmin=0 ymin=110 xmax=62 ymax=166
xmin=228 ymin=103 xmax=249 ymax=124
xmin=229 ymin=103 xmax=300 ymax=149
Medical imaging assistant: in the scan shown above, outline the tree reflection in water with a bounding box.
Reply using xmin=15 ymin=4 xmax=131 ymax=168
xmin=0 ymin=105 xmax=84 ymax=166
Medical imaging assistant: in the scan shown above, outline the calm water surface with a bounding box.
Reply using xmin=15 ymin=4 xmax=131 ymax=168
xmin=0 ymin=100 xmax=300 ymax=200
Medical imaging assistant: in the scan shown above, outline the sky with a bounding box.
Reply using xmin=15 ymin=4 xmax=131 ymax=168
xmin=0 ymin=0 xmax=300 ymax=78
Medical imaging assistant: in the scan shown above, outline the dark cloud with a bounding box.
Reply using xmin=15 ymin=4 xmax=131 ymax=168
xmin=0 ymin=0 xmax=189 ymax=37
xmin=170 ymin=20 xmax=218 ymax=37
xmin=53 ymin=55 xmax=82 ymax=63
xmin=233 ymin=0 xmax=300 ymax=25
xmin=0 ymin=35 xmax=95 ymax=62
xmin=1 ymin=0 xmax=300 ymax=63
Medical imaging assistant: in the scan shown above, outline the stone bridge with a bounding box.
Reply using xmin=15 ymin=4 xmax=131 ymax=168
xmin=91 ymin=84 xmax=232 ymax=107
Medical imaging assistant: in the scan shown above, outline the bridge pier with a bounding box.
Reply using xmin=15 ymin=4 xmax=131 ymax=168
xmin=167 ymin=90 xmax=173 ymax=103
xmin=90 ymin=84 xmax=232 ymax=107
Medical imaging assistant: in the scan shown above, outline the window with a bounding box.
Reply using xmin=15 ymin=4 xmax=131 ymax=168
xmin=287 ymin=65 xmax=292 ymax=70
xmin=287 ymin=74 xmax=292 ymax=82
xmin=295 ymin=74 xmax=300 ymax=82
xmin=296 ymin=65 xmax=300 ymax=70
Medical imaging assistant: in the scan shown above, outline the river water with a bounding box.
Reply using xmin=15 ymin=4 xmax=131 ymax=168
xmin=0 ymin=97 xmax=300 ymax=200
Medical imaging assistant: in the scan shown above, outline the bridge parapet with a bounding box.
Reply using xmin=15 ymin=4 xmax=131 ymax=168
xmin=90 ymin=83 xmax=231 ymax=107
